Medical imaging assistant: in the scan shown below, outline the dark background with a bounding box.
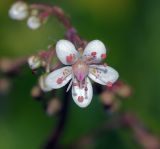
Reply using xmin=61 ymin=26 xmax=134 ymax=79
xmin=0 ymin=0 xmax=160 ymax=148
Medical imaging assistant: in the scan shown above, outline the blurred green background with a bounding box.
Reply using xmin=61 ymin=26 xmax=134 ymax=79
xmin=0 ymin=0 xmax=160 ymax=148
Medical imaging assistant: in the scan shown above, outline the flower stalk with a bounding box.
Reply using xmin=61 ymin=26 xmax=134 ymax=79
xmin=30 ymin=4 xmax=86 ymax=47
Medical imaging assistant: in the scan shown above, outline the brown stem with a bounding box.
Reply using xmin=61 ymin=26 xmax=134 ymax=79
xmin=44 ymin=87 xmax=71 ymax=149
xmin=31 ymin=4 xmax=71 ymax=29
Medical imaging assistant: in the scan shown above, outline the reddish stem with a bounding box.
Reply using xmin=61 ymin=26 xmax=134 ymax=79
xmin=30 ymin=4 xmax=86 ymax=48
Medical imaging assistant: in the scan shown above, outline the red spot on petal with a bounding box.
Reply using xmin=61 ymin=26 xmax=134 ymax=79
xmin=56 ymin=77 xmax=63 ymax=84
xmin=101 ymin=53 xmax=107 ymax=59
xmin=78 ymin=96 xmax=84 ymax=102
xmin=91 ymin=52 xmax=97 ymax=56
xmin=66 ymin=54 xmax=74 ymax=63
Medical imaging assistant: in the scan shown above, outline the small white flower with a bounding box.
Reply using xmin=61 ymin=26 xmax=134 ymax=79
xmin=9 ymin=1 xmax=28 ymax=20
xmin=27 ymin=16 xmax=41 ymax=30
xmin=42 ymin=40 xmax=119 ymax=108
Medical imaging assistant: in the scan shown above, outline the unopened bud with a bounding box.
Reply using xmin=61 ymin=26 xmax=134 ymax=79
xmin=27 ymin=16 xmax=41 ymax=30
xmin=101 ymin=91 xmax=121 ymax=113
xmin=0 ymin=78 xmax=11 ymax=94
xmin=0 ymin=57 xmax=27 ymax=74
xmin=31 ymin=85 xmax=43 ymax=100
xmin=46 ymin=98 xmax=62 ymax=116
xmin=114 ymin=82 xmax=132 ymax=98
xmin=9 ymin=1 xmax=28 ymax=20
xmin=110 ymin=100 xmax=121 ymax=113
xmin=100 ymin=91 xmax=115 ymax=106
xmin=0 ymin=58 xmax=13 ymax=73
xmin=39 ymin=74 xmax=52 ymax=92
xmin=28 ymin=56 xmax=42 ymax=70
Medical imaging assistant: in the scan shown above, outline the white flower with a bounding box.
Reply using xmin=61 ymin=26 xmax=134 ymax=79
xmin=27 ymin=16 xmax=41 ymax=30
xmin=9 ymin=1 xmax=28 ymax=20
xmin=43 ymin=40 xmax=119 ymax=108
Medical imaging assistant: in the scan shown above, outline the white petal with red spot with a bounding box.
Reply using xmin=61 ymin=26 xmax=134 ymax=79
xmin=45 ymin=66 xmax=72 ymax=89
xmin=88 ymin=65 xmax=119 ymax=85
xmin=72 ymin=77 xmax=93 ymax=108
xmin=56 ymin=40 xmax=79 ymax=65
xmin=83 ymin=40 xmax=107 ymax=63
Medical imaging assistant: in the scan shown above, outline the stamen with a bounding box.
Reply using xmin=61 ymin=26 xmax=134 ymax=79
xmin=84 ymin=78 xmax=88 ymax=99
xmin=90 ymin=70 xmax=107 ymax=85
xmin=72 ymin=76 xmax=77 ymax=96
xmin=91 ymin=52 xmax=97 ymax=56
xmin=79 ymin=80 xmax=85 ymax=89
xmin=84 ymin=55 xmax=96 ymax=64
xmin=66 ymin=77 xmax=73 ymax=92
xmin=90 ymin=65 xmax=108 ymax=73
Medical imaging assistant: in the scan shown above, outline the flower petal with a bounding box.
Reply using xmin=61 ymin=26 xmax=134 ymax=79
xmin=45 ymin=66 xmax=72 ymax=89
xmin=56 ymin=40 xmax=79 ymax=65
xmin=88 ymin=65 xmax=119 ymax=86
xmin=72 ymin=77 xmax=93 ymax=108
xmin=83 ymin=40 xmax=107 ymax=63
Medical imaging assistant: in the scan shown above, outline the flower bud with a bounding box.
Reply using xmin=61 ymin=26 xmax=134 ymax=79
xmin=27 ymin=16 xmax=41 ymax=30
xmin=101 ymin=91 xmax=121 ymax=114
xmin=0 ymin=58 xmax=27 ymax=75
xmin=0 ymin=58 xmax=13 ymax=73
xmin=109 ymin=100 xmax=121 ymax=113
xmin=46 ymin=98 xmax=62 ymax=116
xmin=116 ymin=84 xmax=131 ymax=98
xmin=113 ymin=82 xmax=132 ymax=98
xmin=9 ymin=1 xmax=28 ymax=20
xmin=39 ymin=74 xmax=52 ymax=92
xmin=31 ymin=85 xmax=43 ymax=100
xmin=28 ymin=56 xmax=42 ymax=70
xmin=100 ymin=91 xmax=115 ymax=106
xmin=0 ymin=78 xmax=11 ymax=94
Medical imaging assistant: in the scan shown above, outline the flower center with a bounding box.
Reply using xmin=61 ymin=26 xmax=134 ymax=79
xmin=72 ymin=60 xmax=89 ymax=81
